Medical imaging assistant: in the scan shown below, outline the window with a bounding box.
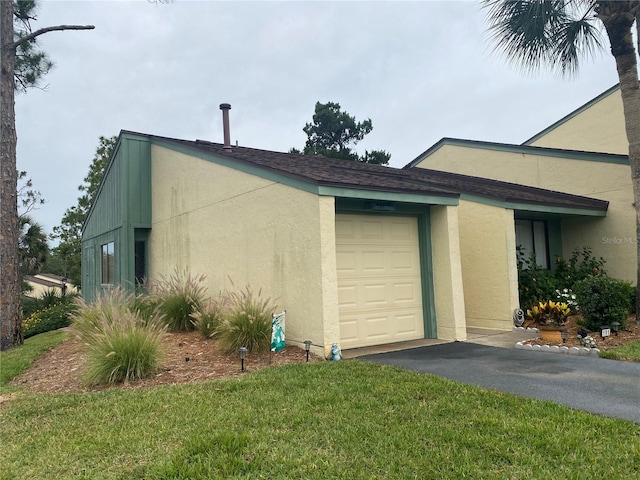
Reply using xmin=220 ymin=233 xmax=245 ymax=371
xmin=101 ymin=242 xmax=115 ymax=284
xmin=515 ymin=220 xmax=548 ymax=268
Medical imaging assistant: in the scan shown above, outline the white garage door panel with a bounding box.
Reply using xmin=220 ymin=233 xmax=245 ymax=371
xmin=337 ymin=214 xmax=424 ymax=349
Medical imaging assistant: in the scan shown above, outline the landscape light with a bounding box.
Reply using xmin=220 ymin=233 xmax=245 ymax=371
xmin=239 ymin=346 xmax=247 ymax=372
xmin=304 ymin=340 xmax=312 ymax=362
xmin=611 ymin=322 xmax=621 ymax=335
xmin=599 ymin=325 xmax=611 ymax=340
xmin=560 ymin=329 xmax=568 ymax=344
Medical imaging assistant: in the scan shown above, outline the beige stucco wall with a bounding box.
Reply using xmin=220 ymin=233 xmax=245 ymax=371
xmin=418 ymin=145 xmax=635 ymax=284
xmin=149 ymin=145 xmax=339 ymax=356
xmin=429 ymin=205 xmax=467 ymax=340
xmin=456 ymin=200 xmax=519 ymax=330
xmin=528 ymin=89 xmax=627 ymax=155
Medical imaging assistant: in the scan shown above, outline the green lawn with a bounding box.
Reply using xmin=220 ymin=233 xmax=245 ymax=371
xmin=1 ymin=335 xmax=639 ymax=479
xmin=600 ymin=339 xmax=640 ymax=362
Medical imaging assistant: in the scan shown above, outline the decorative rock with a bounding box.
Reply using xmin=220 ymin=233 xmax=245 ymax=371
xmin=541 ymin=345 xmax=551 ymax=351
xmin=569 ymin=347 xmax=581 ymax=355
xmin=550 ymin=346 xmax=560 ymax=353
xmin=532 ymin=344 xmax=542 ymax=350
xmin=559 ymin=346 xmax=569 ymax=354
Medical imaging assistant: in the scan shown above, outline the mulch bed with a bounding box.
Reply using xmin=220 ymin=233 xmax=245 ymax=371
xmin=8 ymin=331 xmax=322 ymax=394
xmin=523 ymin=314 xmax=640 ymax=349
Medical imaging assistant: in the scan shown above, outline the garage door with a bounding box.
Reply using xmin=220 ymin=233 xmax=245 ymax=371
xmin=336 ymin=214 xmax=424 ymax=349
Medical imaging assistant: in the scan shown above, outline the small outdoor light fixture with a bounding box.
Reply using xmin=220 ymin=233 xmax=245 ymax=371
xmin=304 ymin=340 xmax=312 ymax=362
xmin=560 ymin=329 xmax=568 ymax=344
xmin=599 ymin=325 xmax=611 ymax=340
xmin=239 ymin=346 xmax=248 ymax=372
xmin=611 ymin=321 xmax=621 ymax=335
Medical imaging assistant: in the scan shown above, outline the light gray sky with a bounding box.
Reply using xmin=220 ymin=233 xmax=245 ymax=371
xmin=15 ymin=0 xmax=619 ymax=238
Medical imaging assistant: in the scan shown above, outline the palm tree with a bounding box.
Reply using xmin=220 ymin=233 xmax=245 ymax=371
xmin=18 ymin=215 xmax=49 ymax=276
xmin=483 ymin=0 xmax=640 ymax=319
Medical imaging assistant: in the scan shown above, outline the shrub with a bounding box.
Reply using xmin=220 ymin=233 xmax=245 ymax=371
xmin=151 ymin=270 xmax=207 ymax=332
xmin=22 ymin=302 xmax=77 ymax=339
xmin=554 ymin=247 xmax=607 ymax=289
xmin=573 ymin=276 xmax=633 ymax=331
xmin=516 ymin=249 xmax=557 ymax=310
xmin=81 ymin=310 xmax=165 ymax=385
xmin=21 ymin=289 xmax=76 ymax=318
xmin=517 ymin=247 xmax=608 ymax=311
xmin=192 ymin=300 xmax=224 ymax=338
xmin=69 ymin=288 xmax=166 ymax=385
xmin=70 ymin=288 xmax=132 ymax=344
xmin=216 ymin=285 xmax=275 ymax=354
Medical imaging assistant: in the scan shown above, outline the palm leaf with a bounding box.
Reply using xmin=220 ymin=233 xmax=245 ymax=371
xmin=483 ymin=0 xmax=604 ymax=76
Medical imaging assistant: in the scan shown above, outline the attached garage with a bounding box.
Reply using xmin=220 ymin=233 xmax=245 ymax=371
xmin=336 ymin=214 xmax=425 ymax=349
xmin=83 ymin=129 xmax=467 ymax=357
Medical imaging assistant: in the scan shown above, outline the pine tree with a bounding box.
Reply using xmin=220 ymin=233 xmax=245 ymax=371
xmin=0 ymin=0 xmax=93 ymax=350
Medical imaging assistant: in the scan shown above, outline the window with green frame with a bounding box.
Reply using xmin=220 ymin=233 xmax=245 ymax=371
xmin=101 ymin=242 xmax=115 ymax=285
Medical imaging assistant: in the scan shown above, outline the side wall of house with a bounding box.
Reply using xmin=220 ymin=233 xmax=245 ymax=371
xmin=149 ymin=145 xmax=339 ymax=352
xmin=527 ymin=89 xmax=627 ymax=155
xmin=456 ymin=200 xmax=519 ymax=330
xmin=81 ymin=135 xmax=152 ymax=301
xmin=417 ymin=145 xmax=634 ymax=284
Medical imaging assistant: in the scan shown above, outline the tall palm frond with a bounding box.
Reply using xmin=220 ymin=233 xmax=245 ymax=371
xmin=19 ymin=214 xmax=49 ymax=275
xmin=484 ymin=0 xmax=605 ymax=76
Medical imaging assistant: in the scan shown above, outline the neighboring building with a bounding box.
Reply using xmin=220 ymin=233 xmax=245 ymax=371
xmin=24 ymin=273 xmax=77 ymax=298
xmin=405 ymin=84 xmax=633 ymax=330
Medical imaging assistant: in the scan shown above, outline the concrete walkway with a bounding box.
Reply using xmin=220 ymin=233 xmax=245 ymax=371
xmin=343 ymin=327 xmax=538 ymax=359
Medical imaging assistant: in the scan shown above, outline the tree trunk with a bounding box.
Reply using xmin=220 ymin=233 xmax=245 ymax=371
xmin=0 ymin=0 xmax=22 ymax=350
xmin=599 ymin=1 xmax=640 ymax=323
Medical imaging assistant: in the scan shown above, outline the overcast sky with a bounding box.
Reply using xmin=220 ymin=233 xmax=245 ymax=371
xmin=15 ymin=0 xmax=619 ymax=238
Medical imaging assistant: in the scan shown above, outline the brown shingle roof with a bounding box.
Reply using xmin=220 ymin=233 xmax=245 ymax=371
xmin=405 ymin=167 xmax=609 ymax=211
xmin=157 ymin=136 xmax=460 ymax=199
xmin=129 ymin=131 xmax=608 ymax=213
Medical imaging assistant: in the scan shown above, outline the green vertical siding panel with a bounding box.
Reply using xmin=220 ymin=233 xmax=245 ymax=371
xmin=418 ymin=212 xmax=437 ymax=338
xmin=81 ymin=133 xmax=152 ymax=300
xmin=126 ymin=138 xmax=152 ymax=227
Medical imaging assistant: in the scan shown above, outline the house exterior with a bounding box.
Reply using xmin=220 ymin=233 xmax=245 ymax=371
xmin=82 ymin=130 xmax=469 ymax=355
xmin=83 ymin=92 xmax=618 ymax=351
xmin=405 ymin=84 xmax=632 ymax=330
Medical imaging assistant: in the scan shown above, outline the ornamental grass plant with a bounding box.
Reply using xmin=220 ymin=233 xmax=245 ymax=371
xmin=81 ymin=310 xmax=165 ymax=385
xmin=69 ymin=288 xmax=166 ymax=385
xmin=216 ymin=284 xmax=275 ymax=353
xmin=150 ymin=269 xmax=208 ymax=332
xmin=192 ymin=299 xmax=224 ymax=338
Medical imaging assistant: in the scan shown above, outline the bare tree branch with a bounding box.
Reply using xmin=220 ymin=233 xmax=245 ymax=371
xmin=11 ymin=24 xmax=95 ymax=49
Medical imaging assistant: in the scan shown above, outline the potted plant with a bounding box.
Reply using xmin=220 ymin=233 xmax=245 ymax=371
xmin=526 ymin=300 xmax=571 ymax=343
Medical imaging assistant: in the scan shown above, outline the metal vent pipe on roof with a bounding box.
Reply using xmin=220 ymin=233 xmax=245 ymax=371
xmin=219 ymin=103 xmax=232 ymax=150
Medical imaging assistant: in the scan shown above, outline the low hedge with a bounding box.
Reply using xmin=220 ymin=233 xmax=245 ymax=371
xmin=22 ymin=303 xmax=77 ymax=339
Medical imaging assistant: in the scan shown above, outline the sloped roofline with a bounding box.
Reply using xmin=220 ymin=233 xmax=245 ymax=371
xmin=403 ymin=137 xmax=628 ymax=170
xmin=522 ymin=83 xmax=620 ymax=145
xmin=83 ymin=130 xmax=608 ymax=236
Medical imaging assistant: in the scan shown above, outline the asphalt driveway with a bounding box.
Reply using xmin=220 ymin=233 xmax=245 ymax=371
xmin=359 ymin=342 xmax=640 ymax=424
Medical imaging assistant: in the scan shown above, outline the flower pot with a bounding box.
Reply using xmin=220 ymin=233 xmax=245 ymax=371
xmin=539 ymin=326 xmax=563 ymax=343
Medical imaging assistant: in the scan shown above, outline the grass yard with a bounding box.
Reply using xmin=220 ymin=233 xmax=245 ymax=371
xmin=1 ymin=334 xmax=639 ymax=479
xmin=600 ymin=340 xmax=640 ymax=362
